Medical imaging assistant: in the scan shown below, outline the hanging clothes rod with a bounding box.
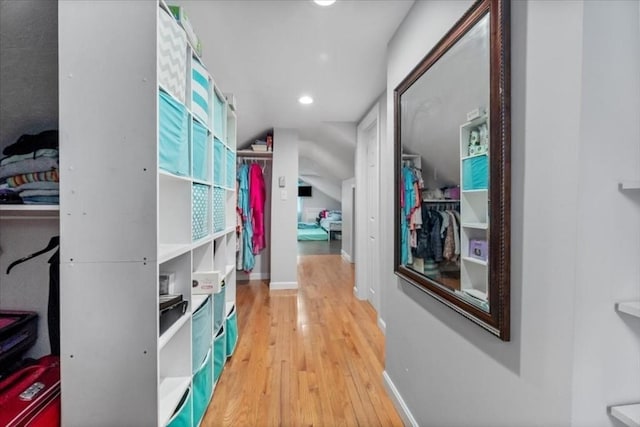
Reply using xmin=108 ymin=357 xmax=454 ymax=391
xmin=237 ymin=156 xmax=273 ymax=162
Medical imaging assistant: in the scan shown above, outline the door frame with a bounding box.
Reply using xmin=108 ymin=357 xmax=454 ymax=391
xmin=355 ymin=103 xmax=380 ymax=306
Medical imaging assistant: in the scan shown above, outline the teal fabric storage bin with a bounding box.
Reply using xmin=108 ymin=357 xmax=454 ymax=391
xmin=192 ymin=184 xmax=210 ymax=241
xmin=225 ymin=304 xmax=237 ymax=357
xmin=462 ymin=154 xmax=488 ymax=190
xmin=213 ymin=138 xmax=224 ymax=186
xmin=213 ymin=92 xmax=226 ymax=139
xmin=166 ymin=386 xmax=192 ymax=427
xmin=159 ymin=90 xmax=189 ymax=176
xmin=192 ymin=348 xmax=213 ymax=426
xmin=191 ymin=59 xmax=210 ymax=125
xmin=192 ymin=120 xmax=208 ymax=182
xmin=213 ymin=187 xmax=225 ymax=232
xmin=192 ymin=296 xmax=212 ymax=373
xmin=213 ymin=324 xmax=226 ymax=384
xmin=225 ymin=148 xmax=235 ymax=189
xmin=213 ymin=283 xmax=226 ymax=333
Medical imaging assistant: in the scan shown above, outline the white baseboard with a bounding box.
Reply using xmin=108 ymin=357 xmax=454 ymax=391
xmin=341 ymin=249 xmax=352 ymax=263
xmin=383 ymin=371 xmax=419 ymax=427
xmin=270 ymin=281 xmax=298 ymax=290
xmin=377 ymin=317 xmax=386 ymax=334
xmin=237 ymin=272 xmax=270 ymax=281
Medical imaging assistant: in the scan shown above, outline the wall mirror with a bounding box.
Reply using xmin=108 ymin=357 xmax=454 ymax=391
xmin=394 ymin=0 xmax=510 ymax=340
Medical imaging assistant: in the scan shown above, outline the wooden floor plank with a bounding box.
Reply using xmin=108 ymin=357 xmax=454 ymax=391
xmin=202 ymin=255 xmax=403 ymax=427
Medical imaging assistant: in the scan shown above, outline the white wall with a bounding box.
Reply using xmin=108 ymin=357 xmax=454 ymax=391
xmin=381 ymin=1 xmax=617 ymax=425
xmin=341 ymin=177 xmax=355 ymax=263
xmin=270 ymin=128 xmax=299 ymax=289
xmin=571 ymin=1 xmax=640 ymax=425
xmin=0 ymin=0 xmax=58 ymax=149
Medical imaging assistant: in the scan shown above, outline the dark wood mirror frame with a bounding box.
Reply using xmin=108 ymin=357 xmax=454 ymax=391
xmin=394 ymin=0 xmax=510 ymax=340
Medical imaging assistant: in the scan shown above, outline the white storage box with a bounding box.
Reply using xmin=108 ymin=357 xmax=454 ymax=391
xmin=192 ymin=271 xmax=221 ymax=295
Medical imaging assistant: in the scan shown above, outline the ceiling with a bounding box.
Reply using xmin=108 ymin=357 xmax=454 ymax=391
xmin=175 ymin=0 xmax=414 ymax=195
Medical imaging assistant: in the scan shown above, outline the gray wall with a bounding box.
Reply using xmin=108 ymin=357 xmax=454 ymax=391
xmin=382 ymin=1 xmax=640 ymax=426
xmin=270 ymin=128 xmax=299 ymax=289
xmin=0 ymin=0 xmax=58 ymax=150
xmin=298 ymin=183 xmax=340 ymax=218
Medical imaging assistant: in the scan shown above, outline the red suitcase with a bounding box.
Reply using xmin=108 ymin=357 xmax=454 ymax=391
xmin=0 ymin=355 xmax=60 ymax=427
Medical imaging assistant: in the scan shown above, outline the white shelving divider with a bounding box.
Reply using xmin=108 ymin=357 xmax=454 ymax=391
xmin=619 ymin=181 xmax=640 ymax=190
xmin=0 ymin=205 xmax=60 ymax=220
xmin=616 ymin=301 xmax=640 ymax=318
xmin=610 ymin=404 xmax=640 ymax=427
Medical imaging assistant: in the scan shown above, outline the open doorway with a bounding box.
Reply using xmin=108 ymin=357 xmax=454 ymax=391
xmin=296 ymin=179 xmax=342 ymax=256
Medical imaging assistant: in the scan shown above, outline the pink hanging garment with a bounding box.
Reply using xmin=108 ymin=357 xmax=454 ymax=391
xmin=248 ymin=163 xmax=266 ymax=254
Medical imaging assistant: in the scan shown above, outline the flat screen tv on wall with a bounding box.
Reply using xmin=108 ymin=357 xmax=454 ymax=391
xmin=298 ymin=186 xmax=312 ymax=197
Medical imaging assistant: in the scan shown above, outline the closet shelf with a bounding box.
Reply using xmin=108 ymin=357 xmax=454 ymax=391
xmin=423 ymin=199 xmax=460 ymax=203
xmin=236 ymin=150 xmax=273 ymax=158
xmin=159 ymin=243 xmax=192 ymax=264
xmin=159 ymin=376 xmax=191 ymax=427
xmin=159 ymin=169 xmax=191 ymax=183
xmin=610 ymin=403 xmax=640 ymax=427
xmin=462 ymin=222 xmax=488 ymax=230
xmin=192 ymin=178 xmax=212 ymax=186
xmin=0 ymin=205 xmax=59 ymax=219
xmin=461 ymin=153 xmax=488 ymax=161
xmin=462 ymin=256 xmax=488 ymax=267
xmin=461 ymin=189 xmax=488 ymax=193
xmin=158 ymin=310 xmax=191 ymax=350
xmin=192 ymin=236 xmax=214 ymax=250
xmin=616 ymin=301 xmax=640 ymax=319
xmin=620 ymin=181 xmax=640 ymax=190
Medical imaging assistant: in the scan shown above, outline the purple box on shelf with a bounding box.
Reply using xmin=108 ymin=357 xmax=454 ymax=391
xmin=469 ymin=239 xmax=488 ymax=261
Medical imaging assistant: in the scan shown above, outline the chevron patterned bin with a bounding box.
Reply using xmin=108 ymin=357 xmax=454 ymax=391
xmin=158 ymin=8 xmax=187 ymax=103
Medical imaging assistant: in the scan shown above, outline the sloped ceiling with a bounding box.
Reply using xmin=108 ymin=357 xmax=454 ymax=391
xmin=174 ymin=0 xmax=414 ymax=198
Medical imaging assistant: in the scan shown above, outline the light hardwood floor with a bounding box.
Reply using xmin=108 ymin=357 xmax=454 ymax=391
xmin=201 ymin=255 xmax=403 ymax=427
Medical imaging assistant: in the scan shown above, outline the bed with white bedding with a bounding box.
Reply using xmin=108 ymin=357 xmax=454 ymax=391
xmin=303 ymin=208 xmax=342 ymax=241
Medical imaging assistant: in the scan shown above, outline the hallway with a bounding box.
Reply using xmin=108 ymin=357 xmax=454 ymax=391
xmin=202 ymin=255 xmax=402 ymax=426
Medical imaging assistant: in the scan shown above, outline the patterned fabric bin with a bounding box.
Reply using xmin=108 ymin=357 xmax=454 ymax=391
xmin=462 ymin=154 xmax=489 ymax=191
xmin=213 ymin=138 xmax=224 ymax=186
xmin=213 ymin=187 xmax=225 ymax=233
xmin=158 ymin=8 xmax=187 ymax=103
xmin=166 ymin=386 xmax=192 ymax=427
xmin=225 ymin=148 xmax=235 ymax=189
xmin=213 ymin=324 xmax=226 ymax=384
xmin=192 ymin=348 xmax=213 ymax=426
xmin=192 ymin=120 xmax=208 ymax=181
xmin=192 ymin=184 xmax=210 ymax=240
xmin=191 ymin=59 xmax=210 ymax=125
xmin=159 ymin=90 xmax=189 ymax=176
xmin=192 ymin=296 xmax=212 ymax=373
xmin=213 ymin=91 xmax=226 ymax=139
xmin=225 ymin=304 xmax=237 ymax=358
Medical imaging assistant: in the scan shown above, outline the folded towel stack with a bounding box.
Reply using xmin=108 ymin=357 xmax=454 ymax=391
xmin=0 ymin=130 xmax=59 ymax=205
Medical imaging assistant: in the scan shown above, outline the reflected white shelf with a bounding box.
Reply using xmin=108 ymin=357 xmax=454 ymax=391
xmin=461 ymin=152 xmax=488 ymax=161
xmin=462 ymin=256 xmax=488 ymax=267
xmin=159 ymin=376 xmax=191 ymax=426
xmin=0 ymin=205 xmax=59 ymax=219
xmin=423 ymin=199 xmax=460 ymax=203
xmin=610 ymin=403 xmax=640 ymax=427
xmin=158 ymin=310 xmax=190 ymax=350
xmin=461 ymin=189 xmax=488 ymax=193
xmin=620 ymin=181 xmax=640 ymax=190
xmin=159 ymin=243 xmax=192 ymax=264
xmin=225 ymin=264 xmax=235 ymax=278
xmin=226 ymin=301 xmax=234 ymax=317
xmin=616 ymin=301 xmax=640 ymax=318
xmin=192 ymin=294 xmax=208 ymax=312
xmin=462 ymin=222 xmax=488 ymax=230
xmin=236 ymin=150 xmax=273 ymax=158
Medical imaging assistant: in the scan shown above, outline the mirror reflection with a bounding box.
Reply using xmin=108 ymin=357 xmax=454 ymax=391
xmin=399 ymin=13 xmax=490 ymax=311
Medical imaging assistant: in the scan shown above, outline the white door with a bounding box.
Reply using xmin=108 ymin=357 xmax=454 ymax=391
xmin=365 ymin=121 xmax=380 ymax=313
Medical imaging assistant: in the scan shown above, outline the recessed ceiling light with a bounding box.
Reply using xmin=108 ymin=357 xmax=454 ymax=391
xmin=314 ymin=0 xmax=336 ymax=6
xmin=299 ymin=95 xmax=314 ymax=105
